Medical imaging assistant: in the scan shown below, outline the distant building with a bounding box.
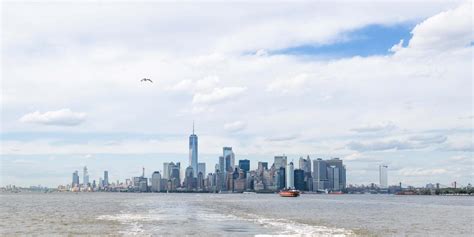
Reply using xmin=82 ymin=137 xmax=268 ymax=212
xmin=103 ymin=171 xmax=109 ymax=187
xmin=83 ymin=166 xmax=89 ymax=186
xmin=326 ymin=158 xmax=346 ymax=190
xmin=258 ymin=162 xmax=268 ymax=172
xmin=238 ymin=159 xmax=250 ymax=172
xmin=286 ymin=162 xmax=294 ymax=189
xmin=299 ymin=156 xmax=311 ymax=174
xmin=163 ymin=162 xmax=170 ymax=179
xmin=219 ymin=156 xmax=225 ymax=173
xmin=151 ymin=171 xmax=161 ymax=192
xmin=198 ymin=162 xmax=206 ymax=176
xmin=197 ymin=171 xmax=204 ymax=191
xmin=379 ymin=165 xmax=388 ymax=189
xmin=327 ymin=165 xmax=340 ymax=191
xmin=276 ymin=167 xmax=286 ymax=190
xmin=189 ymin=123 xmax=199 ymax=178
xmin=294 ymin=169 xmax=305 ymax=191
xmin=72 ymin=171 xmax=79 ymax=187
xmin=169 ymin=163 xmax=181 ymax=189
xmin=312 ymin=158 xmax=327 ymax=191
xmin=223 ymin=147 xmax=235 ymax=173
xmin=185 ymin=166 xmax=195 ymax=190
xmin=274 ymin=155 xmax=287 ymax=170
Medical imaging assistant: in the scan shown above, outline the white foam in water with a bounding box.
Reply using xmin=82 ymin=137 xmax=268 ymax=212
xmin=239 ymin=213 xmax=355 ymax=237
xmin=97 ymin=213 xmax=158 ymax=236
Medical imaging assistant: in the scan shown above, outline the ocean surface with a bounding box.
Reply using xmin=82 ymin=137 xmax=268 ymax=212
xmin=0 ymin=192 xmax=472 ymax=236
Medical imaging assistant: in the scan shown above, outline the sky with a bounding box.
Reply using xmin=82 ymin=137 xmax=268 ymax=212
xmin=1 ymin=0 xmax=472 ymax=188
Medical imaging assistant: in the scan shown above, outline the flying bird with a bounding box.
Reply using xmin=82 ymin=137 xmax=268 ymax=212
xmin=141 ymin=78 xmax=153 ymax=83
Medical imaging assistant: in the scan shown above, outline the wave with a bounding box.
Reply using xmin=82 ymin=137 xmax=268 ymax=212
xmin=237 ymin=213 xmax=355 ymax=237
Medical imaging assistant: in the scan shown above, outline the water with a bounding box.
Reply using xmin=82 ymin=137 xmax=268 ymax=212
xmin=0 ymin=192 xmax=472 ymax=236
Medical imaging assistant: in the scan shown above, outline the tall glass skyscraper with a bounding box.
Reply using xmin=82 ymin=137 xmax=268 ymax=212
xmin=379 ymin=165 xmax=388 ymax=189
xmin=189 ymin=122 xmax=198 ymax=177
xmin=223 ymin=147 xmax=234 ymax=172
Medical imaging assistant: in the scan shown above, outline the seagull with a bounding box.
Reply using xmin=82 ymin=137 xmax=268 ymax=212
xmin=141 ymin=78 xmax=153 ymax=83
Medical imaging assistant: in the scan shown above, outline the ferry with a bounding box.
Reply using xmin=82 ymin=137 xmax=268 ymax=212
xmin=279 ymin=189 xmax=300 ymax=197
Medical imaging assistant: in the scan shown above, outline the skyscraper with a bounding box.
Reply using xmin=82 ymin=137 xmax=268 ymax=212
xmin=286 ymin=162 xmax=294 ymax=189
xmin=103 ymin=171 xmax=109 ymax=187
xmin=257 ymin=162 xmax=268 ymax=171
xmin=294 ymin=169 xmax=305 ymax=191
xmin=238 ymin=159 xmax=250 ymax=172
xmin=72 ymin=171 xmax=79 ymax=187
xmin=198 ymin=162 xmax=206 ymax=176
xmin=326 ymin=158 xmax=346 ymax=190
xmin=274 ymin=155 xmax=287 ymax=169
xmin=218 ymin=156 xmax=225 ymax=172
xmin=312 ymin=158 xmax=328 ymax=191
xmin=327 ymin=165 xmax=340 ymax=190
xmin=189 ymin=122 xmax=198 ymax=177
xmin=151 ymin=171 xmax=161 ymax=192
xmin=223 ymin=147 xmax=234 ymax=172
xmin=163 ymin=162 xmax=170 ymax=179
xmin=83 ymin=166 xmax=89 ymax=186
xmin=299 ymin=156 xmax=311 ymax=174
xmin=379 ymin=165 xmax=388 ymax=189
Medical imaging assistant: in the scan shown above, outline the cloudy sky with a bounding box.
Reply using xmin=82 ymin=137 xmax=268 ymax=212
xmin=1 ymin=0 xmax=472 ymax=187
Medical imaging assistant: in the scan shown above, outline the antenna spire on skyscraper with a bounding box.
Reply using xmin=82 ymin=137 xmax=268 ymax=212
xmin=193 ymin=120 xmax=195 ymax=134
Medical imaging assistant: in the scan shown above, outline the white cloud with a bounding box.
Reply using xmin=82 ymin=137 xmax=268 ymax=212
xmin=398 ymin=3 xmax=472 ymax=53
xmin=192 ymin=87 xmax=247 ymax=104
xmin=19 ymin=109 xmax=86 ymax=126
xmin=399 ymin=168 xmax=448 ymax=176
xmin=267 ymin=73 xmax=310 ymax=94
xmin=348 ymin=140 xmax=417 ymax=152
xmin=224 ymin=121 xmax=247 ymax=133
xmin=351 ymin=122 xmax=396 ymax=133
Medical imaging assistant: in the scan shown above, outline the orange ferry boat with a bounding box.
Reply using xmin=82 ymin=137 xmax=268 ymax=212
xmin=279 ymin=189 xmax=300 ymax=197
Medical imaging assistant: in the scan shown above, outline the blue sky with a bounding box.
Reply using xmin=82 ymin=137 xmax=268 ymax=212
xmin=1 ymin=1 xmax=472 ymax=187
xmin=272 ymin=23 xmax=413 ymax=58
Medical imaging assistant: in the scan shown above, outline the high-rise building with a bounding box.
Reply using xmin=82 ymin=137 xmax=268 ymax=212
xmin=103 ymin=171 xmax=109 ymax=187
xmin=72 ymin=171 xmax=79 ymax=187
xmin=185 ymin=166 xmax=195 ymax=190
xmin=312 ymin=158 xmax=327 ymax=191
xmin=294 ymin=169 xmax=305 ymax=191
xmin=258 ymin=162 xmax=268 ymax=171
xmin=218 ymin=156 xmax=225 ymax=173
xmin=169 ymin=163 xmax=181 ymax=188
xmin=163 ymin=162 xmax=170 ymax=179
xmin=379 ymin=165 xmax=388 ymax=189
xmin=299 ymin=156 xmax=311 ymax=174
xmin=274 ymin=155 xmax=287 ymax=170
xmin=276 ymin=167 xmax=286 ymax=190
xmin=83 ymin=166 xmax=89 ymax=186
xmin=327 ymin=165 xmax=340 ymax=190
xmin=286 ymin=162 xmax=294 ymax=189
xmin=326 ymin=158 xmax=346 ymax=190
xmin=151 ymin=171 xmax=161 ymax=192
xmin=198 ymin=162 xmax=206 ymax=176
xmin=189 ymin=122 xmax=198 ymax=177
xmin=223 ymin=147 xmax=234 ymax=172
xmin=238 ymin=159 xmax=250 ymax=172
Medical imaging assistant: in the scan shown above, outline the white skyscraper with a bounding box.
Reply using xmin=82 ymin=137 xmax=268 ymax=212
xmin=163 ymin=162 xmax=170 ymax=179
xmin=83 ymin=166 xmax=89 ymax=186
xmin=286 ymin=162 xmax=294 ymax=189
xmin=151 ymin=171 xmax=161 ymax=192
xmin=189 ymin=123 xmax=198 ymax=177
xmin=379 ymin=165 xmax=388 ymax=189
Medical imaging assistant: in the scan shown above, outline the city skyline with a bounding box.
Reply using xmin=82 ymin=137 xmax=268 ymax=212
xmin=2 ymin=1 xmax=472 ymax=188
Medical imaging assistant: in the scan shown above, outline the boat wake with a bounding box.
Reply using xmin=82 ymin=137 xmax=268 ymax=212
xmin=240 ymin=213 xmax=355 ymax=237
